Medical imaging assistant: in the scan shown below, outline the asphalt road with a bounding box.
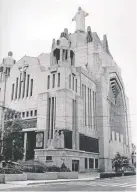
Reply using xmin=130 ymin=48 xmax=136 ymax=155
xmin=3 ymin=175 xmax=136 ymax=191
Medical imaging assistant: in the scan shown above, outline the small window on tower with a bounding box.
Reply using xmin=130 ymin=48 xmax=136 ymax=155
xmin=75 ymin=79 xmax=77 ymax=92
xmin=115 ymin=132 xmax=117 ymax=140
xmin=26 ymin=111 xmax=29 ymax=117
xmin=30 ymin=110 xmax=33 ymax=116
xmin=72 ymin=76 xmax=74 ymax=90
xmin=69 ymin=75 xmax=71 ymax=89
xmin=52 ymin=74 xmax=55 ymax=88
xmin=34 ymin=110 xmax=37 ymax=116
xmin=22 ymin=112 xmax=25 ymax=118
xmin=58 ymin=73 xmax=60 ymax=87
xmin=47 ymin=75 xmax=50 ymax=89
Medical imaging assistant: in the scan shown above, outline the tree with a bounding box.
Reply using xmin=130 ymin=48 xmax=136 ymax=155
xmin=112 ymin=152 xmax=129 ymax=172
xmin=2 ymin=108 xmax=25 ymax=162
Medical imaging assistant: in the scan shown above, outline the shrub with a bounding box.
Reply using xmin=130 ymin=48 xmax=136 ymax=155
xmin=0 ymin=168 xmax=22 ymax=174
xmin=115 ymin=172 xmax=122 ymax=177
xmin=100 ymin=172 xmax=122 ymax=178
xmin=22 ymin=165 xmax=45 ymax=173
xmin=100 ymin=171 xmax=136 ymax=178
xmin=45 ymin=165 xmax=60 ymax=172
xmin=124 ymin=171 xmax=136 ymax=176
xmin=22 ymin=163 xmax=71 ymax=173
xmin=60 ymin=163 xmax=71 ymax=172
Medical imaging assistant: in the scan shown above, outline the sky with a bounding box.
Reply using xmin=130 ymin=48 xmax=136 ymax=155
xmin=0 ymin=0 xmax=136 ymax=144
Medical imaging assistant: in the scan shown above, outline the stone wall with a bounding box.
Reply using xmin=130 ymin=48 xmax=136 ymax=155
xmin=35 ymin=148 xmax=99 ymax=172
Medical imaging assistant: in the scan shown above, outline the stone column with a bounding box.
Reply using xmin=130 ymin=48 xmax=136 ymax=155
xmin=23 ymin=132 xmax=27 ymax=161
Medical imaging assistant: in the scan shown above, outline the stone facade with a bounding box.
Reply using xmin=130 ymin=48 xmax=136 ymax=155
xmin=0 ymin=7 xmax=132 ymax=172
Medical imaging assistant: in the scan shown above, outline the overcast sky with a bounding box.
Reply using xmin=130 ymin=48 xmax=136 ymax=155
xmin=0 ymin=0 xmax=136 ymax=144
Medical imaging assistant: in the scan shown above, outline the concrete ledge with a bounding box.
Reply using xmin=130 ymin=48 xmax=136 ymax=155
xmin=57 ymin=172 xmax=78 ymax=179
xmin=26 ymin=172 xmax=57 ymax=180
xmin=5 ymin=174 xmax=27 ymax=182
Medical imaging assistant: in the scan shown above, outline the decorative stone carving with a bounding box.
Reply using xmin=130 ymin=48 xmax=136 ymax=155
xmin=54 ymin=130 xmax=64 ymax=149
xmin=36 ymin=132 xmax=43 ymax=148
xmin=54 ymin=130 xmax=60 ymax=148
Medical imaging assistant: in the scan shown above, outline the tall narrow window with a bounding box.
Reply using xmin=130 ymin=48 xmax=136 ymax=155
xmin=85 ymin=158 xmax=87 ymax=169
xmin=90 ymin=89 xmax=92 ymax=128
xmin=88 ymin=88 xmax=89 ymax=126
xmin=115 ymin=132 xmax=117 ymax=140
xmin=58 ymin=73 xmax=60 ymax=87
xmin=82 ymin=84 xmax=84 ymax=98
xmin=95 ymin=159 xmax=98 ymax=169
xmin=26 ymin=111 xmax=29 ymax=117
xmin=47 ymin=75 xmax=50 ymax=89
xmin=30 ymin=79 xmax=33 ymax=96
xmin=48 ymin=98 xmax=51 ymax=139
xmin=11 ymin=84 xmax=14 ymax=100
xmin=69 ymin=75 xmax=71 ymax=89
xmin=51 ymin=97 xmax=54 ymax=139
xmin=22 ymin=112 xmax=25 ymax=118
xmin=26 ymin=74 xmax=30 ymax=97
xmin=93 ymin=91 xmax=94 ymax=127
xmin=72 ymin=76 xmax=74 ymax=90
xmin=52 ymin=74 xmax=55 ymax=88
xmin=75 ymin=79 xmax=77 ymax=92
xmin=22 ymin=72 xmax=26 ymax=98
xmin=18 ymin=73 xmax=22 ymax=99
xmin=15 ymin=78 xmax=18 ymax=99
xmin=85 ymin=85 xmax=86 ymax=126
xmin=34 ymin=110 xmax=37 ymax=116
xmin=30 ymin=110 xmax=33 ymax=116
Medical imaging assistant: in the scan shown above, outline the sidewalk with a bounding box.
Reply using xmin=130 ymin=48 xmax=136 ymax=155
xmin=0 ymin=172 xmax=100 ymax=190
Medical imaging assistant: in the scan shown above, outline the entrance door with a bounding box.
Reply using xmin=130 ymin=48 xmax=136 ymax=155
xmin=26 ymin=132 xmax=36 ymax=160
xmin=72 ymin=160 xmax=79 ymax=172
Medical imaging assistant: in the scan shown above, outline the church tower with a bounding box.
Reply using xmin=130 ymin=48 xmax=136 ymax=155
xmin=50 ymin=28 xmax=75 ymax=67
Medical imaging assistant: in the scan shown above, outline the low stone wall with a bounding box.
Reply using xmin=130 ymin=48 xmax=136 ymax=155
xmin=26 ymin=172 xmax=78 ymax=180
xmin=26 ymin=172 xmax=57 ymax=180
xmin=5 ymin=173 xmax=27 ymax=182
xmin=57 ymin=172 xmax=78 ymax=179
xmin=0 ymin=172 xmax=78 ymax=182
xmin=0 ymin=175 xmax=5 ymax=183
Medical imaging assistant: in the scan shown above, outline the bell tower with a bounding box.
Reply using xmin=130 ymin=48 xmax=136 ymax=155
xmin=51 ymin=28 xmax=75 ymax=67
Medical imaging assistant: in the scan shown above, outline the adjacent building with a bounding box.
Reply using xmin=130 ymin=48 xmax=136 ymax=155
xmin=0 ymin=7 xmax=132 ymax=172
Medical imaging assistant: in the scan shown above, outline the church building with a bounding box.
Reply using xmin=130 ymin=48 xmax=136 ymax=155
xmin=0 ymin=7 xmax=132 ymax=172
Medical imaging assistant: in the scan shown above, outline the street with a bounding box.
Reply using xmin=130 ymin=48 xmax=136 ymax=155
xmin=2 ymin=175 xmax=136 ymax=191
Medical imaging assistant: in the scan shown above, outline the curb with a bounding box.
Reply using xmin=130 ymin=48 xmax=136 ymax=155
xmin=27 ymin=177 xmax=100 ymax=186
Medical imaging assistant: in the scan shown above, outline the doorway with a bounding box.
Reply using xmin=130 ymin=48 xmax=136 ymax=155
xmin=72 ymin=160 xmax=79 ymax=172
xmin=26 ymin=131 xmax=36 ymax=160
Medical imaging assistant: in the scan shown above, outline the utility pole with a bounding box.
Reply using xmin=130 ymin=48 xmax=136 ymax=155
xmin=0 ymin=68 xmax=7 ymax=156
